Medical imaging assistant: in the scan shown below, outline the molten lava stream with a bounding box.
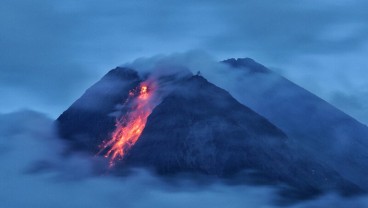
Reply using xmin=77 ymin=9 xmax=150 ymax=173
xmin=99 ymin=83 xmax=155 ymax=167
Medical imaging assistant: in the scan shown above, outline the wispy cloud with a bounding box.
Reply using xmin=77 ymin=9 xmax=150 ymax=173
xmin=1 ymin=0 xmax=368 ymax=123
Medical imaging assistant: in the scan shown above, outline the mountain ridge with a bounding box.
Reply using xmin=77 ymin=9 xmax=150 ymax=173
xmin=221 ymin=57 xmax=368 ymax=189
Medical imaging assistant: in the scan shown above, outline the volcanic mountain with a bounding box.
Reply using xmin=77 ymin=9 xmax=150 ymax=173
xmin=56 ymin=58 xmax=367 ymax=200
xmin=221 ymin=58 xmax=368 ymax=190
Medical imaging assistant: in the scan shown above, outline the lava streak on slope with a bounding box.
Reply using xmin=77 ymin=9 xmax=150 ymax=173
xmin=98 ymin=81 xmax=157 ymax=167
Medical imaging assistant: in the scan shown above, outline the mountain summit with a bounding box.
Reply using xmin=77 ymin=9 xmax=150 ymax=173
xmin=56 ymin=57 xmax=366 ymax=201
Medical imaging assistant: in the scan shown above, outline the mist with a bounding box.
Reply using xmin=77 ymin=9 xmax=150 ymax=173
xmin=2 ymin=0 xmax=368 ymax=122
xmin=0 ymin=52 xmax=367 ymax=207
xmin=0 ymin=110 xmax=275 ymax=207
xmin=2 ymin=0 xmax=368 ymax=206
xmin=123 ymin=52 xmax=368 ymax=191
xmin=2 ymin=109 xmax=368 ymax=207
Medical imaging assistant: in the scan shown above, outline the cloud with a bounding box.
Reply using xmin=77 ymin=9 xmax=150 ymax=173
xmin=0 ymin=110 xmax=277 ymax=207
xmin=118 ymin=52 xmax=368 ymax=192
xmin=289 ymin=195 xmax=368 ymax=208
xmin=330 ymin=90 xmax=368 ymax=125
xmin=274 ymin=45 xmax=368 ymax=125
xmin=2 ymin=0 xmax=368 ymax=205
xmin=2 ymin=109 xmax=368 ymax=207
xmin=2 ymin=0 xmax=368 ymax=122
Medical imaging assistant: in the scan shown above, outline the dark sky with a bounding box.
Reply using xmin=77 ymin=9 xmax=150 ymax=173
xmin=1 ymin=0 xmax=368 ymax=124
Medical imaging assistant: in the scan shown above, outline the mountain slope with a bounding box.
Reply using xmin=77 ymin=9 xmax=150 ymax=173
xmin=121 ymin=75 xmax=361 ymax=197
xmin=222 ymin=58 xmax=368 ymax=189
xmin=56 ymin=62 xmax=364 ymax=201
xmin=123 ymin=75 xmax=288 ymax=175
xmin=57 ymin=67 xmax=141 ymax=152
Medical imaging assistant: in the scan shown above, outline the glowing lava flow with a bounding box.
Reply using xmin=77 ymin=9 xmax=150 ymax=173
xmin=99 ymin=82 xmax=156 ymax=167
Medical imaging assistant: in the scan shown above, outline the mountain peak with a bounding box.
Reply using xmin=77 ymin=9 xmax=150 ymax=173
xmin=188 ymin=73 xmax=209 ymax=83
xmin=56 ymin=59 xmax=366 ymax=200
xmin=222 ymin=58 xmax=270 ymax=73
xmin=123 ymin=72 xmax=289 ymax=176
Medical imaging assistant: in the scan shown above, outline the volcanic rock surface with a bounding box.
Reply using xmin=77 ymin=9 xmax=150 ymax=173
xmin=221 ymin=58 xmax=368 ymax=190
xmin=56 ymin=58 xmax=368 ymax=201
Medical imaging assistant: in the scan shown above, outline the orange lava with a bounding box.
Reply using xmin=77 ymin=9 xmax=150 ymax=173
xmin=98 ymin=82 xmax=156 ymax=167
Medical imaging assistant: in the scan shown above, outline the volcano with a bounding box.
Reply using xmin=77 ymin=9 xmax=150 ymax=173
xmin=56 ymin=57 xmax=367 ymax=200
xmin=221 ymin=58 xmax=368 ymax=190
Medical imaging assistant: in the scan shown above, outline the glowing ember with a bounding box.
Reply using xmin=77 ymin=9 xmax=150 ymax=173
xmin=98 ymin=82 xmax=156 ymax=167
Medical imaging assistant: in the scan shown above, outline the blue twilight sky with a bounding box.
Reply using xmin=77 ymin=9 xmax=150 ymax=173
xmin=1 ymin=0 xmax=368 ymax=124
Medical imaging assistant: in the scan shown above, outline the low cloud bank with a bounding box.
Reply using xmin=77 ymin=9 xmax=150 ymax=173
xmin=1 ymin=111 xmax=368 ymax=207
